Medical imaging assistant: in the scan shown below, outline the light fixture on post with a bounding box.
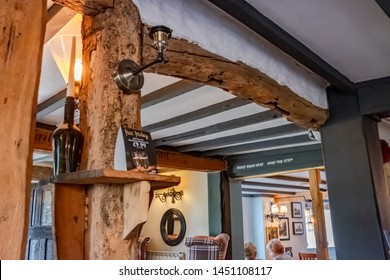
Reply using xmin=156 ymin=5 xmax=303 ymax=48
xmin=265 ymin=202 xmax=288 ymax=222
xmin=155 ymin=188 xmax=183 ymax=204
xmin=113 ymin=25 xmax=172 ymax=93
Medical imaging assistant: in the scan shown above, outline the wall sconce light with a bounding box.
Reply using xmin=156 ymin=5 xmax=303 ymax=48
xmin=265 ymin=202 xmax=288 ymax=222
xmin=114 ymin=25 xmax=172 ymax=93
xmin=155 ymin=188 xmax=183 ymax=204
xmin=308 ymin=129 xmax=321 ymax=141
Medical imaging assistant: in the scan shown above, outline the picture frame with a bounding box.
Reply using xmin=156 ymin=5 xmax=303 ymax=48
xmin=278 ymin=217 xmax=290 ymax=240
xmin=266 ymin=226 xmax=279 ymax=243
xmin=285 ymin=246 xmax=293 ymax=257
xmin=292 ymin=222 xmax=304 ymax=235
xmin=291 ymin=202 xmax=302 ymax=218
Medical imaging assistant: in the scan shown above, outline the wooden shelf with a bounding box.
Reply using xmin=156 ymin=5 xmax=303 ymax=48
xmin=53 ymin=169 xmax=181 ymax=188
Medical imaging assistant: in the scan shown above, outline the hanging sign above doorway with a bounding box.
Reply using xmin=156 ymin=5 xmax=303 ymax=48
xmin=227 ymin=144 xmax=323 ymax=178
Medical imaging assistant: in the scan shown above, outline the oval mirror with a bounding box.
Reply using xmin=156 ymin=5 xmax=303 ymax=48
xmin=160 ymin=208 xmax=186 ymax=246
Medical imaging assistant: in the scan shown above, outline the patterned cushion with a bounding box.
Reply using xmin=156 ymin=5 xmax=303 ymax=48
xmin=138 ymin=236 xmax=152 ymax=260
xmin=185 ymin=233 xmax=230 ymax=260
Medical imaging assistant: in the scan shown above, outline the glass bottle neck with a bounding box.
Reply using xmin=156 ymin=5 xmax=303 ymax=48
xmin=64 ymin=96 xmax=75 ymax=125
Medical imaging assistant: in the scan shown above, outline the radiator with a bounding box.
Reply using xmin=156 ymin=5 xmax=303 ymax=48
xmin=146 ymin=250 xmax=185 ymax=260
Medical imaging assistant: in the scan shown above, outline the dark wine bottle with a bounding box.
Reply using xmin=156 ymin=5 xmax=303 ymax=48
xmin=52 ymin=96 xmax=84 ymax=175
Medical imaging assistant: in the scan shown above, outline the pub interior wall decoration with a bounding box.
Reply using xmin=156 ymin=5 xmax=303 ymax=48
xmin=266 ymin=226 xmax=279 ymax=243
xmin=278 ymin=217 xmax=290 ymax=240
xmin=291 ymin=202 xmax=302 ymax=218
xmin=292 ymin=222 xmax=304 ymax=235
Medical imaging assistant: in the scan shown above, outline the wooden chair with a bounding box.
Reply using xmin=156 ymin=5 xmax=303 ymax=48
xmin=298 ymin=252 xmax=317 ymax=260
xmin=138 ymin=236 xmax=152 ymax=260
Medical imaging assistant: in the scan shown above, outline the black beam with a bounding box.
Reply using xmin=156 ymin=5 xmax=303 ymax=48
xmin=45 ymin=4 xmax=76 ymax=43
xmin=242 ymin=194 xmax=274 ymax=198
xmin=143 ymin=98 xmax=251 ymax=132
xmin=174 ymin=123 xmax=305 ymax=152
xmin=141 ymin=80 xmax=203 ymax=109
xmin=242 ymin=180 xmax=327 ymax=192
xmin=270 ymin=174 xmax=326 ymax=185
xmin=242 ymin=188 xmax=296 ymax=195
xmin=36 ymin=89 xmax=67 ymax=119
xmin=154 ymin=110 xmax=281 ymax=146
xmin=208 ymin=0 xmax=355 ymax=93
xmin=243 ymin=181 xmax=308 ymax=191
xmin=201 ymin=134 xmax=314 ymax=156
xmin=375 ymin=0 xmax=390 ymax=19
xmin=358 ymin=76 xmax=390 ymax=117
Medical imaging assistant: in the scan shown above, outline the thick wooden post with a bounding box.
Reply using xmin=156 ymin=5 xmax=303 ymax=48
xmin=308 ymin=169 xmax=329 ymax=260
xmin=80 ymin=0 xmax=144 ymax=259
xmin=0 ymin=0 xmax=46 ymax=259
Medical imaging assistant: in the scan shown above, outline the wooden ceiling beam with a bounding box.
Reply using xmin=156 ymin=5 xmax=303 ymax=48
xmin=141 ymin=80 xmax=203 ymax=109
xmin=33 ymin=124 xmax=226 ymax=172
xmin=143 ymin=28 xmax=328 ymax=129
xmin=270 ymin=174 xmax=327 ymax=185
xmin=175 ymin=123 xmax=305 ymax=152
xmin=201 ymin=134 xmax=314 ymax=156
xmin=143 ymin=98 xmax=250 ymax=132
xmin=154 ymin=110 xmax=282 ymax=146
xmin=52 ymin=0 xmax=113 ymax=15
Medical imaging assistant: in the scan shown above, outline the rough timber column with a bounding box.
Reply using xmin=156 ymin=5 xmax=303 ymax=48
xmin=80 ymin=0 xmax=142 ymax=259
xmin=0 ymin=0 xmax=46 ymax=259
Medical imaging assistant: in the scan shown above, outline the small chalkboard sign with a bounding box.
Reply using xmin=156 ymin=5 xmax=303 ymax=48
xmin=114 ymin=126 xmax=157 ymax=173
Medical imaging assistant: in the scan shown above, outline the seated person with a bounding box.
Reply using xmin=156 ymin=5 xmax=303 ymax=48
xmin=266 ymin=238 xmax=292 ymax=260
xmin=244 ymin=241 xmax=257 ymax=260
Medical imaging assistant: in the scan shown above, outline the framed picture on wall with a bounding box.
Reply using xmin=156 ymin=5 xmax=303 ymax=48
xmin=292 ymin=222 xmax=304 ymax=235
xmin=285 ymin=246 xmax=293 ymax=257
xmin=291 ymin=202 xmax=302 ymax=218
xmin=266 ymin=226 xmax=279 ymax=243
xmin=278 ymin=217 xmax=290 ymax=240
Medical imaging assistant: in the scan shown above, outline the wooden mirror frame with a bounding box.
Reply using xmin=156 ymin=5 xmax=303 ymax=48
xmin=160 ymin=208 xmax=186 ymax=246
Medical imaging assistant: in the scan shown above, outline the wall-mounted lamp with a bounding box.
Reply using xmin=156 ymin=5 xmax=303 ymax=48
xmin=308 ymin=129 xmax=321 ymax=141
xmin=265 ymin=202 xmax=288 ymax=222
xmin=155 ymin=188 xmax=183 ymax=204
xmin=114 ymin=25 xmax=172 ymax=93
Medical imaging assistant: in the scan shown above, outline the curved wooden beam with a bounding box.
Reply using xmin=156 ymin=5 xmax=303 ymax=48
xmin=143 ymin=29 xmax=328 ymax=129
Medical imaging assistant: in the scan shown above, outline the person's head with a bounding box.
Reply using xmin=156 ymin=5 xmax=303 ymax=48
xmin=244 ymin=242 xmax=257 ymax=260
xmin=266 ymin=238 xmax=284 ymax=258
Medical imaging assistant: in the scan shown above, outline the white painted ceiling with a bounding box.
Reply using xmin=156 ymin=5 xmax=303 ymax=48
xmin=35 ymin=1 xmax=390 ymax=196
xmin=245 ymin=0 xmax=390 ymax=82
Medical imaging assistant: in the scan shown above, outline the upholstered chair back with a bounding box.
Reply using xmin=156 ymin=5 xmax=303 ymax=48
xmin=184 ymin=233 xmax=230 ymax=260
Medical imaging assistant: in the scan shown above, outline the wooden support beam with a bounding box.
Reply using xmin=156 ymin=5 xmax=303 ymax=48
xmin=155 ymin=149 xmax=226 ymax=172
xmin=0 ymin=0 xmax=46 ymax=260
xmin=143 ymin=28 xmax=328 ymax=129
xmin=33 ymin=125 xmax=226 ymax=172
xmin=308 ymin=169 xmax=329 ymax=260
xmin=53 ymin=183 xmax=85 ymax=259
xmin=52 ymin=0 xmax=113 ymax=15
